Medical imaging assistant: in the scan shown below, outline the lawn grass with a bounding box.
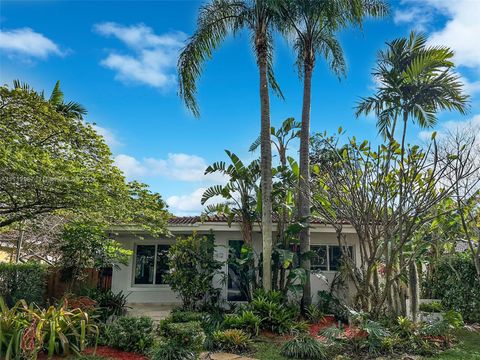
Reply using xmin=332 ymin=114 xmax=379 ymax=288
xmin=426 ymin=329 xmax=480 ymax=360
xmin=253 ymin=329 xmax=480 ymax=360
xmin=254 ymin=340 xmax=289 ymax=360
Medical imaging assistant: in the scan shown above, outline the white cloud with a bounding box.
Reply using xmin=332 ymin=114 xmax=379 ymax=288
xmin=113 ymin=152 xmax=226 ymax=183
xmin=92 ymin=124 xmax=122 ymax=149
xmin=395 ymin=0 xmax=480 ymax=72
xmin=167 ymin=187 xmax=225 ymax=216
xmin=393 ymin=7 xmax=431 ymax=31
xmin=419 ymin=114 xmax=480 ymax=143
xmin=113 ymin=154 xmax=147 ymax=177
xmin=0 ymin=27 xmax=64 ymax=59
xmin=166 ymin=188 xmax=206 ymax=215
xmin=94 ymin=22 xmax=187 ymax=89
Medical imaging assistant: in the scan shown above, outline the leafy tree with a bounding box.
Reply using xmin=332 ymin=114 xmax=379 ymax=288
xmin=178 ymin=0 xmax=285 ymax=291
xmin=311 ymin=131 xmax=474 ymax=319
xmin=356 ymin=32 xmax=469 ymax=321
xmin=273 ymin=0 xmax=388 ymax=308
xmin=166 ymin=233 xmax=223 ymax=311
xmin=13 ymin=79 xmax=87 ymax=120
xmin=0 ymin=83 xmax=123 ymax=228
xmin=59 ymin=221 xmax=131 ymax=288
xmin=0 ymin=83 xmax=170 ymax=236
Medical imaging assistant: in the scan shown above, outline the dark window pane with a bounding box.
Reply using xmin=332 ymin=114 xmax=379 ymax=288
xmin=311 ymin=246 xmax=328 ymax=270
xmin=134 ymin=245 xmax=155 ymax=284
xmin=329 ymin=246 xmax=353 ymax=271
xmin=155 ymin=245 xmax=170 ymax=284
xmin=228 ymin=240 xmax=248 ymax=301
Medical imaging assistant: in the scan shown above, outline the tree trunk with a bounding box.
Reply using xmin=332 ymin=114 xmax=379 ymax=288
xmin=15 ymin=228 xmax=25 ymax=263
xmin=299 ymin=62 xmax=313 ymax=309
xmin=258 ymin=38 xmax=273 ymax=292
xmin=409 ymin=261 xmax=419 ymax=322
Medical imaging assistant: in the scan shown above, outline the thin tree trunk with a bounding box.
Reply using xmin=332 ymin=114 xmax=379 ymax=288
xmin=15 ymin=228 xmax=25 ymax=263
xmin=409 ymin=261 xmax=419 ymax=322
xmin=258 ymin=40 xmax=273 ymax=292
xmin=299 ymin=62 xmax=313 ymax=309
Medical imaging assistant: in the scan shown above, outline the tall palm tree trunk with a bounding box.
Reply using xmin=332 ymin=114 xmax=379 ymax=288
xmin=299 ymin=62 xmax=313 ymax=308
xmin=258 ymin=36 xmax=273 ymax=292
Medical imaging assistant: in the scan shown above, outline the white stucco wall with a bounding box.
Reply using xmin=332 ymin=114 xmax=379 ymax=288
xmin=111 ymin=223 xmax=360 ymax=305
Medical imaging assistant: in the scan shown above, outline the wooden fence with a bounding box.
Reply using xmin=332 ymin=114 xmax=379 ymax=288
xmin=46 ymin=267 xmax=112 ymax=300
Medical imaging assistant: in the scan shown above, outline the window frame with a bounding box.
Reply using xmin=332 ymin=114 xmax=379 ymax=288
xmin=132 ymin=242 xmax=171 ymax=288
xmin=311 ymin=244 xmax=355 ymax=272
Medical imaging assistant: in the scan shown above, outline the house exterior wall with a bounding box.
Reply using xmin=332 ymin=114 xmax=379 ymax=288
xmin=111 ymin=223 xmax=359 ymax=305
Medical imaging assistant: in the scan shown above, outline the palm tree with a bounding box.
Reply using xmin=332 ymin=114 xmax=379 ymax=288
xmin=356 ymin=31 xmax=469 ymax=321
xmin=178 ymin=0 xmax=283 ymax=291
xmin=13 ymin=80 xmax=86 ymax=120
xmin=273 ymin=0 xmax=388 ymax=308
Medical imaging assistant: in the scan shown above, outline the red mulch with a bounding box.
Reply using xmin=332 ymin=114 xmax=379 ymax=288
xmin=84 ymin=346 xmax=148 ymax=360
xmin=308 ymin=315 xmax=367 ymax=341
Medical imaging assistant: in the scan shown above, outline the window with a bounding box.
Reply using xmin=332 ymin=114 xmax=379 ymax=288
xmin=311 ymin=245 xmax=328 ymax=271
xmin=311 ymin=245 xmax=354 ymax=271
xmin=134 ymin=244 xmax=170 ymax=285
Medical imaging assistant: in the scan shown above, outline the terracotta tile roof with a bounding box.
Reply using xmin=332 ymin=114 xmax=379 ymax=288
xmin=167 ymin=215 xmax=350 ymax=225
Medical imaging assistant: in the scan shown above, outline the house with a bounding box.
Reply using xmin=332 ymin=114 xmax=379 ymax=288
xmin=111 ymin=216 xmax=360 ymax=306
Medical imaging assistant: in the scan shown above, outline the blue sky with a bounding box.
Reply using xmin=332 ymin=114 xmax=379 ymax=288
xmin=1 ymin=0 xmax=479 ymax=215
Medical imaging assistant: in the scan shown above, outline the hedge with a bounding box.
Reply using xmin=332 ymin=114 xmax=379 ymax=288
xmin=0 ymin=262 xmax=47 ymax=305
xmin=425 ymin=253 xmax=480 ymax=323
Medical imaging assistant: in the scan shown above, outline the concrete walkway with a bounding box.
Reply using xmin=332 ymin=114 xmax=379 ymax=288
xmin=201 ymin=353 xmax=257 ymax=360
xmin=126 ymin=303 xmax=173 ymax=321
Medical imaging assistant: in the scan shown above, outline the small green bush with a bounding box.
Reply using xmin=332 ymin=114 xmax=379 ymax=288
xmin=170 ymin=309 xmax=205 ymax=323
xmin=82 ymin=288 xmax=129 ymax=322
xmin=223 ymin=310 xmax=260 ymax=336
xmin=245 ymin=290 xmax=298 ymax=334
xmin=149 ymin=339 xmax=197 ymax=360
xmin=425 ymin=253 xmax=480 ymax=322
xmin=281 ymin=334 xmax=326 ymax=359
xmin=104 ymin=316 xmax=154 ymax=353
xmin=419 ymin=301 xmax=443 ymax=313
xmin=305 ymin=304 xmax=324 ymax=323
xmin=166 ymin=234 xmax=223 ymax=311
xmin=157 ymin=321 xmax=206 ymax=352
xmin=212 ymin=329 xmax=252 ymax=353
xmin=316 ymin=290 xmax=349 ymax=323
xmin=0 ymin=262 xmax=47 ymax=305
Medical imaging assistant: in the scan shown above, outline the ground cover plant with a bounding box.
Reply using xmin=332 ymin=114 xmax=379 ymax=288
xmin=102 ymin=316 xmax=154 ymax=354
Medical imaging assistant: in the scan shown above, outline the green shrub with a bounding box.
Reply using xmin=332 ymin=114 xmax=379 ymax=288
xmin=223 ymin=311 xmax=260 ymax=336
xmin=149 ymin=339 xmax=197 ymax=360
xmin=170 ymin=309 xmax=205 ymax=323
xmin=316 ymin=290 xmax=349 ymax=323
xmin=305 ymin=304 xmax=324 ymax=323
xmin=245 ymin=290 xmax=298 ymax=334
xmin=281 ymin=334 xmax=326 ymax=359
xmin=212 ymin=329 xmax=252 ymax=353
xmin=424 ymin=253 xmax=480 ymax=322
xmin=82 ymin=288 xmax=129 ymax=322
xmin=157 ymin=321 xmax=205 ymax=352
xmin=104 ymin=316 xmax=154 ymax=353
xmin=0 ymin=298 xmax=98 ymax=359
xmin=0 ymin=263 xmax=47 ymax=306
xmin=166 ymin=233 xmax=223 ymax=311
xmin=419 ymin=301 xmax=443 ymax=313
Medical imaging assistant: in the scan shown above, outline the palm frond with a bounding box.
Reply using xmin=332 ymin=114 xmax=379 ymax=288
xmin=177 ymin=0 xmax=245 ymax=117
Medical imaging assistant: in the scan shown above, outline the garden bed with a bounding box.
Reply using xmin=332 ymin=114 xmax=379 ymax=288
xmin=83 ymin=346 xmax=148 ymax=360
